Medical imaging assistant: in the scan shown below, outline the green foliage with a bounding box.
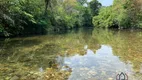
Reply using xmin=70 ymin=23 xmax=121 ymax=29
xmin=93 ymin=7 xmax=115 ymax=28
xmin=51 ymin=0 xmax=89 ymax=30
xmin=93 ymin=0 xmax=142 ymax=29
xmin=0 ymin=0 xmax=95 ymax=37
xmin=89 ymin=0 xmax=102 ymax=16
xmin=81 ymin=0 xmax=102 ymax=27
xmin=77 ymin=0 xmax=87 ymax=5
xmin=1 ymin=0 xmax=141 ymax=37
xmin=0 ymin=0 xmax=46 ymax=36
xmin=0 ymin=24 xmax=3 ymax=32
xmin=23 ymin=12 xmax=36 ymax=24
xmin=82 ymin=8 xmax=92 ymax=26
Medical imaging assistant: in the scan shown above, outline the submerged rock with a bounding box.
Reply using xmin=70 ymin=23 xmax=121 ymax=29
xmin=10 ymin=76 xmax=19 ymax=80
xmin=108 ymin=77 xmax=113 ymax=80
xmin=87 ymin=70 xmax=96 ymax=75
xmin=80 ymin=67 xmax=89 ymax=71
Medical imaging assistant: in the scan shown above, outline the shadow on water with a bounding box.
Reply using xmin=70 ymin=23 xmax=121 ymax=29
xmin=0 ymin=28 xmax=142 ymax=80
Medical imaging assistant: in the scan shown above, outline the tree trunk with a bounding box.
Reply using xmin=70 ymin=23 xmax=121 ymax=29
xmin=44 ymin=0 xmax=50 ymax=15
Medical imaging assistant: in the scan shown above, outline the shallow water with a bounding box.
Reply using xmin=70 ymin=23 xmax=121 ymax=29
xmin=0 ymin=28 xmax=142 ymax=80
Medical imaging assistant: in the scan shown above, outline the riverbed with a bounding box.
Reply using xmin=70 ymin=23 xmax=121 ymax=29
xmin=0 ymin=28 xmax=142 ymax=80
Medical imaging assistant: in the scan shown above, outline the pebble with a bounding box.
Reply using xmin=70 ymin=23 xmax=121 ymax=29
xmin=108 ymin=78 xmax=113 ymax=80
xmin=64 ymin=61 xmax=71 ymax=65
xmin=80 ymin=67 xmax=89 ymax=71
xmin=21 ymin=76 xmax=27 ymax=80
xmin=87 ymin=71 xmax=96 ymax=75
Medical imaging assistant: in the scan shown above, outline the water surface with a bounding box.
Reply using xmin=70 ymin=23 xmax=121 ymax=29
xmin=0 ymin=28 xmax=142 ymax=80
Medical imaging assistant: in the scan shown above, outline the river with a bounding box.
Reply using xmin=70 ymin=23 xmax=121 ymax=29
xmin=0 ymin=28 xmax=142 ymax=80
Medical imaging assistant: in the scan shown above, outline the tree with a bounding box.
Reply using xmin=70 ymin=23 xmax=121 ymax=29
xmin=0 ymin=0 xmax=45 ymax=36
xmin=92 ymin=0 xmax=142 ymax=29
xmin=77 ymin=0 xmax=87 ymax=5
xmin=82 ymin=7 xmax=92 ymax=26
xmin=93 ymin=6 xmax=116 ymax=28
xmin=44 ymin=0 xmax=57 ymax=15
xmin=89 ymin=0 xmax=102 ymax=16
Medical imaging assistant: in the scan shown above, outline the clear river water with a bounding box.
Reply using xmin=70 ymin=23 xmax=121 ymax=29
xmin=0 ymin=28 xmax=142 ymax=80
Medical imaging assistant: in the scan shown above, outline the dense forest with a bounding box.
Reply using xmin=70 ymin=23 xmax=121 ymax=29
xmin=93 ymin=0 xmax=142 ymax=29
xmin=0 ymin=0 xmax=142 ymax=37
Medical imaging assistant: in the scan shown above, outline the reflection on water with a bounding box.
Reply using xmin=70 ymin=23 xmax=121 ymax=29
xmin=0 ymin=28 xmax=142 ymax=80
xmin=58 ymin=45 xmax=134 ymax=80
